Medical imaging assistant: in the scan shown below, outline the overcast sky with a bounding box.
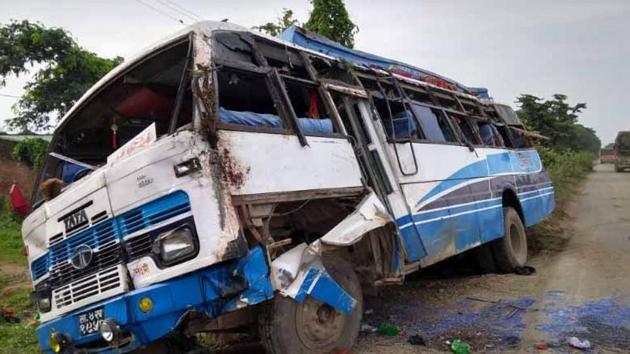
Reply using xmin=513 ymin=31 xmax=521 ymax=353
xmin=1 ymin=0 xmax=628 ymax=143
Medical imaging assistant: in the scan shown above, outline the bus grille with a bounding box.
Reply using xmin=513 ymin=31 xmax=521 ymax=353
xmin=52 ymin=265 xmax=126 ymax=310
xmin=49 ymin=220 xmax=122 ymax=287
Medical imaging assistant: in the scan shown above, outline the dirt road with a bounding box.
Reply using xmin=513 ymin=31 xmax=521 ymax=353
xmin=354 ymin=164 xmax=630 ymax=353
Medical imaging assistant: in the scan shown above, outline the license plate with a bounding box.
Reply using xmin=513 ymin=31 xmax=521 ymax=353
xmin=76 ymin=307 xmax=104 ymax=336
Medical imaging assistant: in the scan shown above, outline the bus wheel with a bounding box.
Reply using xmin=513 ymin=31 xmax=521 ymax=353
xmin=491 ymin=207 xmax=528 ymax=273
xmin=259 ymin=255 xmax=362 ymax=354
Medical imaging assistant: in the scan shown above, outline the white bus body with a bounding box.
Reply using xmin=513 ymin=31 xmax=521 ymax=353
xmin=22 ymin=22 xmax=554 ymax=354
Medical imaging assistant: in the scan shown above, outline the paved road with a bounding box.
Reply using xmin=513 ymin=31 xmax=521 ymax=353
xmin=354 ymin=164 xmax=630 ymax=353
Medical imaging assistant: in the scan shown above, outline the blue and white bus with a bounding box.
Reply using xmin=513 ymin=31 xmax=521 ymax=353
xmin=21 ymin=22 xmax=554 ymax=354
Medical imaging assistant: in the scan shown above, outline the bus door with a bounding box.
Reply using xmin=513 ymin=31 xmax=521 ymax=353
xmin=327 ymin=87 xmax=429 ymax=274
xmin=367 ymin=88 xmax=490 ymax=265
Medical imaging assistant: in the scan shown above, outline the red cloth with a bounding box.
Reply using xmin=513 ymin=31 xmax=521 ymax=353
xmin=10 ymin=184 xmax=29 ymax=217
xmin=308 ymin=90 xmax=320 ymax=118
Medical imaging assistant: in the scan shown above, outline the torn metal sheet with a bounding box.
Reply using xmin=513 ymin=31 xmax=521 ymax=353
xmin=271 ymin=242 xmax=356 ymax=313
xmin=320 ymin=192 xmax=392 ymax=246
xmin=221 ymin=245 xmax=274 ymax=312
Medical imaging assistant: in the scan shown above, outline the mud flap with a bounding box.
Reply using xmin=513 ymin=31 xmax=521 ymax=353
xmin=271 ymin=243 xmax=355 ymax=314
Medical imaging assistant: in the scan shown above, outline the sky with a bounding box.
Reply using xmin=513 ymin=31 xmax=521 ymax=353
xmin=0 ymin=0 xmax=628 ymax=143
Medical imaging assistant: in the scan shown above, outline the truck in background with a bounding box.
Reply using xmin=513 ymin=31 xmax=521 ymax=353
xmin=614 ymin=131 xmax=630 ymax=171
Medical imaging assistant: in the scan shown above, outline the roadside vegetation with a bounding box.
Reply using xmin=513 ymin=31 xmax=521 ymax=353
xmin=0 ymin=200 xmax=39 ymax=354
xmin=516 ymin=93 xmax=599 ymax=202
xmin=515 ymin=94 xmax=599 ymax=257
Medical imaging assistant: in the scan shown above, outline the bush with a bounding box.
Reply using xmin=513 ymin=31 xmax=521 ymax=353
xmin=538 ymin=146 xmax=594 ymax=202
xmin=538 ymin=147 xmax=594 ymax=180
xmin=12 ymin=138 xmax=48 ymax=168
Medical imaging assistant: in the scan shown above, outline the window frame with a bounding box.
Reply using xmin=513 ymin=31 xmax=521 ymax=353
xmin=211 ymin=32 xmax=346 ymax=141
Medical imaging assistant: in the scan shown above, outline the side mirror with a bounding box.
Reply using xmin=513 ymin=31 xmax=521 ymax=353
xmin=9 ymin=184 xmax=30 ymax=218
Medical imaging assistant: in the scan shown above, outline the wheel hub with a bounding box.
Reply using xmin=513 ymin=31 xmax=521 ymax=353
xmin=296 ymin=298 xmax=345 ymax=349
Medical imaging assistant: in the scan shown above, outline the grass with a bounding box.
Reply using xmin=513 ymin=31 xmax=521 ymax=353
xmin=0 ymin=201 xmax=39 ymax=354
xmin=0 ymin=277 xmax=39 ymax=354
xmin=0 ymin=210 xmax=27 ymax=267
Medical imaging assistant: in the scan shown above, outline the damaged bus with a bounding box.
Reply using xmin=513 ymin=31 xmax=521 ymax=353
xmin=21 ymin=22 xmax=554 ymax=353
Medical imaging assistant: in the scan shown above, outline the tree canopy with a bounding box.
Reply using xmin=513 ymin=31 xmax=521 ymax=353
xmin=304 ymin=0 xmax=358 ymax=48
xmin=516 ymin=94 xmax=600 ymax=154
xmin=0 ymin=20 xmax=122 ymax=131
xmin=254 ymin=9 xmax=300 ymax=37
xmin=256 ymin=0 xmax=358 ymax=48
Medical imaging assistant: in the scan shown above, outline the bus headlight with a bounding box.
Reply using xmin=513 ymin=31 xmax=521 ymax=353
xmin=98 ymin=319 xmax=121 ymax=343
xmin=31 ymin=288 xmax=52 ymax=313
xmin=38 ymin=297 xmax=52 ymax=313
xmin=152 ymin=226 xmax=196 ymax=265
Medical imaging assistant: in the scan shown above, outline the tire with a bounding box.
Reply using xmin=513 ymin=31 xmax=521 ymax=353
xmin=491 ymin=207 xmax=528 ymax=273
xmin=258 ymin=254 xmax=363 ymax=354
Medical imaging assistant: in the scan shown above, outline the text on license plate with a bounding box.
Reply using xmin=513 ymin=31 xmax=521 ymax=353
xmin=77 ymin=307 xmax=104 ymax=336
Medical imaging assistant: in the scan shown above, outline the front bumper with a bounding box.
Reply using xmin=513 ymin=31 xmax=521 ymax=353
xmin=37 ymin=246 xmax=273 ymax=353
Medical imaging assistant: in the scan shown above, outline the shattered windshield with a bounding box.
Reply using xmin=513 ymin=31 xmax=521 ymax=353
xmin=33 ymin=38 xmax=193 ymax=203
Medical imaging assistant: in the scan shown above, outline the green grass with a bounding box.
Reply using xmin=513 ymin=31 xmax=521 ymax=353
xmin=0 ymin=203 xmax=38 ymax=353
xmin=0 ymin=323 xmax=40 ymax=354
xmin=0 ymin=274 xmax=38 ymax=354
xmin=0 ymin=211 xmax=27 ymax=266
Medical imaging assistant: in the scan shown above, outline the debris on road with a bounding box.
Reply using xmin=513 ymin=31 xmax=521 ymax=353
xmin=377 ymin=323 xmax=401 ymax=336
xmin=449 ymin=339 xmax=471 ymax=354
xmin=534 ymin=343 xmax=548 ymax=350
xmin=567 ymin=336 xmax=591 ymax=350
xmin=360 ymin=324 xmax=378 ymax=333
xmin=514 ymin=265 xmax=536 ymax=275
xmin=407 ymin=334 xmax=426 ymax=346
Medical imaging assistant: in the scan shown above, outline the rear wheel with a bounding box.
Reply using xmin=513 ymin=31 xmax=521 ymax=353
xmin=491 ymin=207 xmax=528 ymax=273
xmin=258 ymin=254 xmax=362 ymax=354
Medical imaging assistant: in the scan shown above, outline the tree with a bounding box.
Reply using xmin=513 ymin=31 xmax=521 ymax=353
xmin=304 ymin=0 xmax=358 ymax=48
xmin=12 ymin=137 xmax=49 ymax=168
xmin=254 ymin=9 xmax=300 ymax=36
xmin=515 ymin=94 xmax=600 ymax=153
xmin=0 ymin=20 xmax=122 ymax=131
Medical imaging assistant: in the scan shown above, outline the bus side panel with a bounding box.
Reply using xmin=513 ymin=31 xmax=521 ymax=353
xmin=393 ymin=143 xmax=490 ymax=262
xmin=217 ymin=130 xmax=364 ymax=196
xmin=511 ymin=150 xmax=555 ymax=226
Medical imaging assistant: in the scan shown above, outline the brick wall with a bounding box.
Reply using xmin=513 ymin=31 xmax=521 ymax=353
xmin=0 ymin=139 xmax=38 ymax=199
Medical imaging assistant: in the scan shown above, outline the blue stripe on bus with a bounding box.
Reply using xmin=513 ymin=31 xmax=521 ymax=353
xmin=419 ymin=150 xmax=543 ymax=205
xmin=396 ymin=186 xmax=554 ymax=262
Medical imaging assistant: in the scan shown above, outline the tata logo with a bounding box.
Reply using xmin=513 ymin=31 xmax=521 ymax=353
xmin=63 ymin=209 xmax=88 ymax=233
xmin=70 ymin=244 xmax=93 ymax=270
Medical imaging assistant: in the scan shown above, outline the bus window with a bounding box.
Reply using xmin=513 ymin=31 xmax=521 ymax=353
xmin=373 ymin=97 xmax=421 ymax=140
xmin=217 ymin=69 xmax=287 ymax=129
xmin=453 ymin=116 xmax=479 ymax=144
xmin=495 ymin=124 xmax=514 ymax=148
xmin=411 ymin=104 xmax=457 ymax=143
xmin=509 ymin=128 xmax=532 ymax=148
xmin=283 ymin=79 xmax=335 ymax=134
xmin=477 ymin=121 xmax=497 ymax=146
